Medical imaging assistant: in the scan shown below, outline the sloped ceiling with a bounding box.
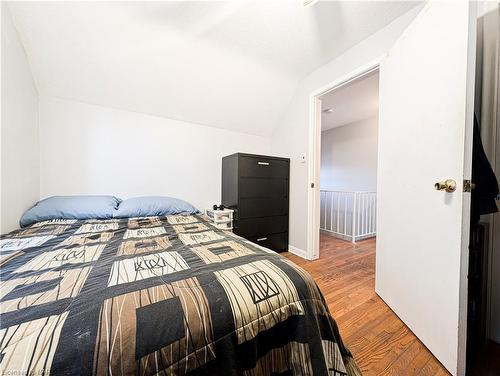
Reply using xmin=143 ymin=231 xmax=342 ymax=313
xmin=321 ymin=70 xmax=379 ymax=131
xmin=8 ymin=1 xmax=420 ymax=136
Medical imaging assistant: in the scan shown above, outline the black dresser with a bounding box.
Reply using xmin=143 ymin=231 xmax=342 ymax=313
xmin=222 ymin=153 xmax=289 ymax=252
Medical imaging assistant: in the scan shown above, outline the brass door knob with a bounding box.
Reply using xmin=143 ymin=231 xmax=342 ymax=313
xmin=434 ymin=179 xmax=457 ymax=192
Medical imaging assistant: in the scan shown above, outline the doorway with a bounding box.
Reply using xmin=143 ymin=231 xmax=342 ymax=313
xmin=309 ymin=66 xmax=453 ymax=374
xmin=318 ymin=70 xmax=379 ymax=252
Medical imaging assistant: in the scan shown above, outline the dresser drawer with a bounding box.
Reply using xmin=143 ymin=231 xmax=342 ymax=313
xmin=239 ymin=178 xmax=288 ymax=198
xmin=238 ymin=197 xmax=288 ymax=218
xmin=248 ymin=232 xmax=288 ymax=253
xmin=236 ymin=216 xmax=288 ymax=237
xmin=239 ymin=156 xmax=289 ymax=178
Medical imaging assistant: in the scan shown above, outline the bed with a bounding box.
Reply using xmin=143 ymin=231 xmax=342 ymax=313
xmin=0 ymin=212 xmax=361 ymax=375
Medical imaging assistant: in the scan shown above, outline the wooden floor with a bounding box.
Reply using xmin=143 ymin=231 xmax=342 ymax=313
xmin=283 ymin=234 xmax=451 ymax=376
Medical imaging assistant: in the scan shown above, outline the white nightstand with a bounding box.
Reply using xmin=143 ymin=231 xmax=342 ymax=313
xmin=205 ymin=208 xmax=234 ymax=230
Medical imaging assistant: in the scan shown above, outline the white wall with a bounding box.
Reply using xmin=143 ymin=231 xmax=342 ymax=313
xmin=1 ymin=4 xmax=39 ymax=233
xmin=38 ymin=97 xmax=271 ymax=212
xmin=270 ymin=6 xmax=422 ymax=252
xmin=320 ymin=116 xmax=378 ymax=192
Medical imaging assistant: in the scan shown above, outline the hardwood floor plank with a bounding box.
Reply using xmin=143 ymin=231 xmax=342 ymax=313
xmin=381 ymin=338 xmax=421 ymax=376
xmin=283 ymin=234 xmax=450 ymax=376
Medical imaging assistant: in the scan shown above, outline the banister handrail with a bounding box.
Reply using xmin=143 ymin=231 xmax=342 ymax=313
xmin=320 ymin=189 xmax=377 ymax=194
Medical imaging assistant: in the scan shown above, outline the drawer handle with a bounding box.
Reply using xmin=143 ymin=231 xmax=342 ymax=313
xmin=256 ymin=237 xmax=268 ymax=242
xmin=257 ymin=162 xmax=270 ymax=166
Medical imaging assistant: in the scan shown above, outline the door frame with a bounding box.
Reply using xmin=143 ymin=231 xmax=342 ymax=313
xmin=306 ymin=57 xmax=382 ymax=260
xmin=457 ymin=3 xmax=477 ymax=375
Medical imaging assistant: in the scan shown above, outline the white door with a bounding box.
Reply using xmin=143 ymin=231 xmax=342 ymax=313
xmin=376 ymin=2 xmax=476 ymax=376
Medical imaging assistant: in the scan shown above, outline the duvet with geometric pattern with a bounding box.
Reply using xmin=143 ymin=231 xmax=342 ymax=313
xmin=0 ymin=214 xmax=361 ymax=375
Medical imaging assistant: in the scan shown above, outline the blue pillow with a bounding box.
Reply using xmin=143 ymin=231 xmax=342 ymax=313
xmin=20 ymin=195 xmax=121 ymax=227
xmin=114 ymin=196 xmax=199 ymax=218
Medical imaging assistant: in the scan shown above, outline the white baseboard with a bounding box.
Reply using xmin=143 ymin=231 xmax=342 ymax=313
xmin=288 ymin=245 xmax=310 ymax=260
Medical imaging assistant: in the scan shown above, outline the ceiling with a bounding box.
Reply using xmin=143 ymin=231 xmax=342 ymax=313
xmin=8 ymin=1 xmax=419 ymax=136
xmin=321 ymin=70 xmax=379 ymax=131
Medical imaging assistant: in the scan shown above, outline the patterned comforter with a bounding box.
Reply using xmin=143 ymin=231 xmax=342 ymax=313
xmin=0 ymin=215 xmax=361 ymax=375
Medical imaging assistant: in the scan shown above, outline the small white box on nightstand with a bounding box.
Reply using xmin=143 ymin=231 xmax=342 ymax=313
xmin=205 ymin=208 xmax=234 ymax=230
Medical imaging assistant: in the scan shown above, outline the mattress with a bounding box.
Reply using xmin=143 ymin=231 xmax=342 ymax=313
xmin=0 ymin=214 xmax=361 ymax=375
